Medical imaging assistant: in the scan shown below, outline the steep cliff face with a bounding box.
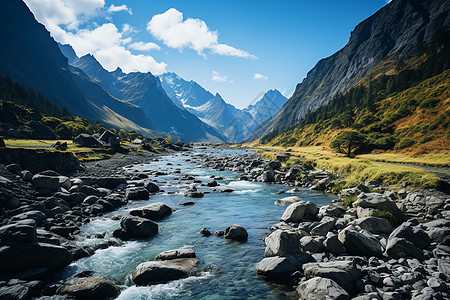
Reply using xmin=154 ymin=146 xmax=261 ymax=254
xmin=247 ymin=0 xmax=450 ymax=141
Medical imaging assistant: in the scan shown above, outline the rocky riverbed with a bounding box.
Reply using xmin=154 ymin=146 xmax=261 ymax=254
xmin=202 ymin=148 xmax=450 ymax=300
xmin=0 ymin=145 xmax=448 ymax=299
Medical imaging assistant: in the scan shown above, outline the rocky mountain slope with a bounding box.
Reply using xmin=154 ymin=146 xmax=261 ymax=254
xmin=159 ymin=73 xmax=287 ymax=142
xmin=71 ymin=54 xmax=227 ymax=143
xmin=247 ymin=0 xmax=450 ymax=141
xmin=0 ymin=0 xmax=158 ymax=137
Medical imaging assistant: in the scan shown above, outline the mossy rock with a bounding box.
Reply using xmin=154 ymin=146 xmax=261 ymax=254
xmin=61 ymin=278 xmax=119 ymax=299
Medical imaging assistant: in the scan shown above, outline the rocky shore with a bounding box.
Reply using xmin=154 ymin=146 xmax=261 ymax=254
xmin=0 ymin=146 xmax=189 ymax=299
xmin=202 ymin=149 xmax=450 ymax=300
xmin=0 ymin=145 xmax=448 ymax=299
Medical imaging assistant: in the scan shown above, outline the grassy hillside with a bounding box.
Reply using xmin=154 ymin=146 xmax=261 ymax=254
xmin=265 ymin=70 xmax=449 ymax=155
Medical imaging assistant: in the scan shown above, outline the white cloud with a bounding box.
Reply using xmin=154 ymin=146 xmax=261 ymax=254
xmin=108 ymin=4 xmax=132 ymax=14
xmin=211 ymin=44 xmax=256 ymax=59
xmin=147 ymin=8 xmax=255 ymax=59
xmin=254 ymin=73 xmax=268 ymax=80
xmin=211 ymin=71 xmax=233 ymax=83
xmin=23 ymin=0 xmax=167 ymax=75
xmin=129 ymin=41 xmax=161 ymax=51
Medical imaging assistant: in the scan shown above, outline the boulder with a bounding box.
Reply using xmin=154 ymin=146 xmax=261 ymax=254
xmin=300 ymin=236 xmax=324 ymax=253
xmin=144 ymin=181 xmax=160 ymax=193
xmin=224 ymin=224 xmax=248 ymax=242
xmin=310 ymin=216 xmax=336 ymax=236
xmin=353 ymin=193 xmax=406 ymax=225
xmin=6 ymin=163 xmax=22 ymax=175
xmin=32 ymin=174 xmax=62 ymax=190
xmin=61 ymin=278 xmax=119 ymax=299
xmin=389 ymin=222 xmax=430 ymax=249
xmin=351 ymin=217 xmax=392 ymax=235
xmin=297 ymin=277 xmax=350 ymax=300
xmin=275 ymin=196 xmax=301 ymax=205
xmin=207 ymin=179 xmax=218 ymax=187
xmin=0 ymin=243 xmax=72 ymax=272
xmin=131 ymin=258 xmax=199 ymax=286
xmin=338 ymin=226 xmax=383 ymax=258
xmin=185 ymin=190 xmax=204 ymax=198
xmin=385 ymin=237 xmax=425 ymax=260
xmin=264 ymin=230 xmax=301 ymax=257
xmin=319 ymin=205 xmax=346 ymax=217
xmin=302 ymin=260 xmax=361 ymax=293
xmin=0 ymin=220 xmax=37 ymax=243
xmin=323 ymin=233 xmax=346 ymax=255
xmin=259 ymin=169 xmax=274 ymax=182
xmin=130 ymin=202 xmax=172 ymax=220
xmin=255 ymin=256 xmax=298 ymax=279
xmin=155 ymin=249 xmax=196 ymax=261
xmin=112 ymin=216 xmax=158 ymax=241
xmin=200 ymin=228 xmax=211 ymax=236
xmin=281 ymin=202 xmax=307 ymax=223
xmin=0 ymin=284 xmax=31 ymax=300
xmin=11 ymin=210 xmax=46 ymax=226
xmin=125 ymin=187 xmax=149 ymax=200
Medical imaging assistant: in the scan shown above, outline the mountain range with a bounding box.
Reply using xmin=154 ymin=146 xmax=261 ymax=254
xmin=0 ymin=0 xmax=287 ymax=143
xmin=159 ymin=73 xmax=287 ymax=142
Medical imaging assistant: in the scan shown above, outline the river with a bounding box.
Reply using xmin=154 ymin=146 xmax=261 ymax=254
xmin=59 ymin=147 xmax=336 ymax=299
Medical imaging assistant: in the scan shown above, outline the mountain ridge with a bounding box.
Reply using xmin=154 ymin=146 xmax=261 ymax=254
xmin=246 ymin=0 xmax=449 ymax=142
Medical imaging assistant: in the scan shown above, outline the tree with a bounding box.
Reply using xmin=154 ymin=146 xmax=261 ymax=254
xmin=118 ymin=129 xmax=127 ymax=140
xmin=330 ymin=131 xmax=367 ymax=157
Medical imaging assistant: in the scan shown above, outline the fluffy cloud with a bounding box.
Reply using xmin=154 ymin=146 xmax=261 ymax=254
xmin=108 ymin=4 xmax=132 ymax=14
xmin=23 ymin=0 xmax=167 ymax=75
xmin=129 ymin=41 xmax=161 ymax=51
xmin=254 ymin=73 xmax=268 ymax=80
xmin=211 ymin=71 xmax=233 ymax=83
xmin=147 ymin=8 xmax=255 ymax=59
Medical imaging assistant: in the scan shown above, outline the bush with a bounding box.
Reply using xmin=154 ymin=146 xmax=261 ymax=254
xmin=394 ymin=138 xmax=416 ymax=149
xmin=419 ymin=98 xmax=440 ymax=109
xmin=343 ymin=195 xmax=357 ymax=207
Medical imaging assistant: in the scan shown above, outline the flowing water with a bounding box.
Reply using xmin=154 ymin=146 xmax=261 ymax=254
xmin=62 ymin=147 xmax=336 ymax=299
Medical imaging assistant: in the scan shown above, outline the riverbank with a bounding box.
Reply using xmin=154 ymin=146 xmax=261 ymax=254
xmin=203 ymin=145 xmax=449 ymax=299
xmin=0 ymin=144 xmax=448 ymax=299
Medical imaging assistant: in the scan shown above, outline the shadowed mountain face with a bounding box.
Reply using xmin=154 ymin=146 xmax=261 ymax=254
xmin=159 ymin=73 xmax=287 ymax=142
xmin=0 ymin=0 xmax=160 ymax=137
xmin=0 ymin=0 xmax=94 ymax=119
xmin=247 ymin=0 xmax=450 ymax=141
xmin=71 ymin=55 xmax=227 ymax=143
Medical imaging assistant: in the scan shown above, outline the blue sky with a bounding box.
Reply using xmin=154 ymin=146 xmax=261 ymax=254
xmin=24 ymin=0 xmax=388 ymax=108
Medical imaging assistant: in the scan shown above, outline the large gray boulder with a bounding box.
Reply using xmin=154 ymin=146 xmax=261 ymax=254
xmin=144 ymin=181 xmax=160 ymax=193
xmin=130 ymin=202 xmax=172 ymax=220
xmin=0 ymin=242 xmax=72 ymax=272
xmin=297 ymin=277 xmax=350 ymax=300
xmin=310 ymin=216 xmax=336 ymax=236
xmin=323 ymin=233 xmax=346 ymax=255
xmin=112 ymin=216 xmax=158 ymax=241
xmin=353 ymin=193 xmax=406 ymax=225
xmin=351 ymin=217 xmax=392 ymax=235
xmin=389 ymin=222 xmax=430 ymax=249
xmin=338 ymin=226 xmax=383 ymax=258
xmin=132 ymin=258 xmax=199 ymax=286
xmin=60 ymin=278 xmax=119 ymax=299
xmin=224 ymin=224 xmax=248 ymax=242
xmin=125 ymin=187 xmax=150 ymax=200
xmin=264 ymin=230 xmax=301 ymax=257
xmin=300 ymin=236 xmax=324 ymax=253
xmin=32 ymin=174 xmax=69 ymax=190
xmin=302 ymin=260 xmax=361 ymax=293
xmin=318 ymin=205 xmax=346 ymax=218
xmin=385 ymin=237 xmax=425 ymax=260
xmin=281 ymin=202 xmax=307 ymax=223
xmin=255 ymin=256 xmax=298 ymax=279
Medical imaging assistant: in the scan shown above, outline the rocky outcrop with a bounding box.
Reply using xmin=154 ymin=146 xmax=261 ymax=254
xmin=112 ymin=216 xmax=158 ymax=241
xmin=247 ymin=0 xmax=450 ymax=141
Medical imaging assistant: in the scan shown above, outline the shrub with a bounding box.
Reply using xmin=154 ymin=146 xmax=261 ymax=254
xmin=394 ymin=138 xmax=415 ymax=149
xmin=419 ymin=98 xmax=440 ymax=109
